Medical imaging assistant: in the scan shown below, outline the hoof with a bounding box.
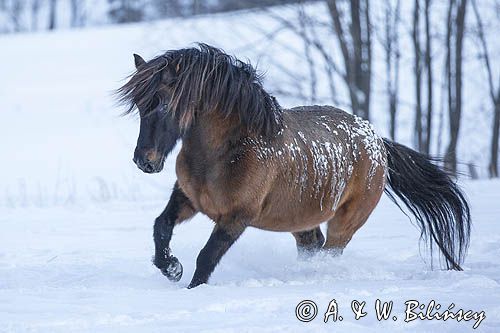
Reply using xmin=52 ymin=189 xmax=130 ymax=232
xmin=296 ymin=247 xmax=320 ymax=261
xmin=187 ymin=279 xmax=205 ymax=289
xmin=159 ymin=256 xmax=183 ymax=282
xmin=322 ymin=247 xmax=343 ymax=257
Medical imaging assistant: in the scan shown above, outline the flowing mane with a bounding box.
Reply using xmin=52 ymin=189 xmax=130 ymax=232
xmin=117 ymin=43 xmax=283 ymax=136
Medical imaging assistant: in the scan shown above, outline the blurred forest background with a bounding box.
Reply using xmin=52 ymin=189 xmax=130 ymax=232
xmin=1 ymin=0 xmax=499 ymax=179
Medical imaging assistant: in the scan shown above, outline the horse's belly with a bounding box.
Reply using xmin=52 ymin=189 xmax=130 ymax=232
xmin=250 ymin=192 xmax=340 ymax=232
xmin=253 ymin=210 xmax=334 ymax=232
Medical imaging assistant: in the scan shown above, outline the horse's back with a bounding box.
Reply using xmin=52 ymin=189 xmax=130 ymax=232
xmin=282 ymin=105 xmax=387 ymax=185
xmin=252 ymin=105 xmax=387 ymax=232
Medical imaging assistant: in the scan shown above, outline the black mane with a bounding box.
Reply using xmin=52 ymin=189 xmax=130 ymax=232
xmin=117 ymin=43 xmax=283 ymax=136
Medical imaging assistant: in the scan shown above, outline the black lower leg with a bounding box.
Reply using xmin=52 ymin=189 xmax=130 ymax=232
xmin=293 ymin=227 xmax=325 ymax=259
xmin=153 ymin=216 xmax=182 ymax=281
xmin=188 ymin=222 xmax=245 ymax=289
xmin=153 ymin=182 xmax=196 ymax=281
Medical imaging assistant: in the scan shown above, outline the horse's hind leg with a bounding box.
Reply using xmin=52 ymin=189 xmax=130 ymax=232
xmin=323 ymin=193 xmax=381 ymax=255
xmin=292 ymin=227 xmax=325 ymax=259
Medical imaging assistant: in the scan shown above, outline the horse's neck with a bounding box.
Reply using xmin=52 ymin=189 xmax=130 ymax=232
xmin=182 ymin=113 xmax=247 ymax=157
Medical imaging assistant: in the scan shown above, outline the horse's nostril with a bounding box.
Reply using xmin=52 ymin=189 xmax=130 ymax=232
xmin=144 ymin=162 xmax=154 ymax=172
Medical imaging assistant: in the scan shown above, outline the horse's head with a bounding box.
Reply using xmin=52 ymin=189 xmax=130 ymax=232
xmin=133 ymin=99 xmax=179 ymax=173
xmin=118 ymin=45 xmax=284 ymax=174
xmin=120 ymin=54 xmax=180 ymax=174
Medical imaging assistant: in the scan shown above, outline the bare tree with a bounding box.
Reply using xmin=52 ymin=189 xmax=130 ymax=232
xmin=265 ymin=7 xmax=343 ymax=105
xmin=108 ymin=0 xmax=144 ymax=23
xmin=70 ymin=0 xmax=86 ymax=27
xmin=381 ymin=0 xmax=401 ymax=140
xmin=444 ymin=0 xmax=468 ymax=174
xmin=326 ymin=0 xmax=372 ymax=120
xmin=0 ymin=0 xmax=7 ymax=33
xmin=7 ymin=1 xmax=24 ymax=32
xmin=412 ymin=0 xmax=433 ymax=154
xmin=152 ymin=0 xmax=183 ymax=18
xmin=423 ymin=0 xmax=433 ymax=154
xmin=31 ymin=0 xmax=40 ymax=31
xmin=193 ymin=0 xmax=202 ymax=15
xmin=48 ymin=0 xmax=57 ymax=30
xmin=298 ymin=7 xmax=317 ymax=103
xmin=412 ymin=0 xmax=423 ymax=150
xmin=472 ymin=0 xmax=500 ymax=177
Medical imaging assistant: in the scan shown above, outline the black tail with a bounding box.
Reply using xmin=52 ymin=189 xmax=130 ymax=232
xmin=383 ymin=138 xmax=471 ymax=270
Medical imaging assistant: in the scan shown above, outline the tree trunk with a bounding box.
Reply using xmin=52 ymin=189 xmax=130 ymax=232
xmin=384 ymin=0 xmax=400 ymax=140
xmin=48 ymin=0 xmax=57 ymax=30
xmin=471 ymin=0 xmax=500 ymax=178
xmin=490 ymin=100 xmax=500 ymax=177
xmin=423 ymin=0 xmax=433 ymax=154
xmin=412 ymin=0 xmax=423 ymax=151
xmin=31 ymin=0 xmax=40 ymax=31
xmin=193 ymin=0 xmax=200 ymax=15
xmin=412 ymin=0 xmax=433 ymax=154
xmin=444 ymin=0 xmax=467 ymax=175
xmin=70 ymin=0 xmax=79 ymax=27
xmin=326 ymin=0 xmax=371 ymax=120
xmin=298 ymin=7 xmax=318 ymax=104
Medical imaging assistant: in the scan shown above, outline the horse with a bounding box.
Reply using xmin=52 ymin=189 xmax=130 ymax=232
xmin=117 ymin=44 xmax=471 ymax=289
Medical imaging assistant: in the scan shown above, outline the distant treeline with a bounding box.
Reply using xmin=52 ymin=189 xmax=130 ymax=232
xmin=0 ymin=0 xmax=312 ymax=31
xmin=1 ymin=0 xmax=499 ymax=179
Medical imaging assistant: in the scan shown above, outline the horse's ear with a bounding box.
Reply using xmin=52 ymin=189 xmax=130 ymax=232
xmin=133 ymin=53 xmax=146 ymax=69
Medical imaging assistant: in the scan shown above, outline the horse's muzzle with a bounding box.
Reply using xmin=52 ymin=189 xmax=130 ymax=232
xmin=133 ymin=156 xmax=164 ymax=173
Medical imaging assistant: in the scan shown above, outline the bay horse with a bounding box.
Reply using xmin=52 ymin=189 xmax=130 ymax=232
xmin=117 ymin=44 xmax=471 ymax=289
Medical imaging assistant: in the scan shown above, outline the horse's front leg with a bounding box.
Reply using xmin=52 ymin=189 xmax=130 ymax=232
xmin=153 ymin=182 xmax=197 ymax=282
xmin=188 ymin=218 xmax=246 ymax=289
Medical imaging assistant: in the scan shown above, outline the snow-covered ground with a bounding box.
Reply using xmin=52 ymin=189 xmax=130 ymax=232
xmin=1 ymin=3 xmax=499 ymax=332
xmin=1 ymin=181 xmax=499 ymax=332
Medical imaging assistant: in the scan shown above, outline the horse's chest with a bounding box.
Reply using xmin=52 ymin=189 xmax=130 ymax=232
xmin=175 ymin=151 xmax=230 ymax=218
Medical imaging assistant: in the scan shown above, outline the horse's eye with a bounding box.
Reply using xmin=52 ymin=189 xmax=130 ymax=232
xmin=149 ymin=97 xmax=160 ymax=110
xmin=165 ymin=78 xmax=176 ymax=88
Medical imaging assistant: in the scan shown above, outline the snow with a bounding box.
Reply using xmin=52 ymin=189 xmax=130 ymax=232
xmin=1 ymin=3 xmax=500 ymax=332
xmin=1 ymin=181 xmax=499 ymax=332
